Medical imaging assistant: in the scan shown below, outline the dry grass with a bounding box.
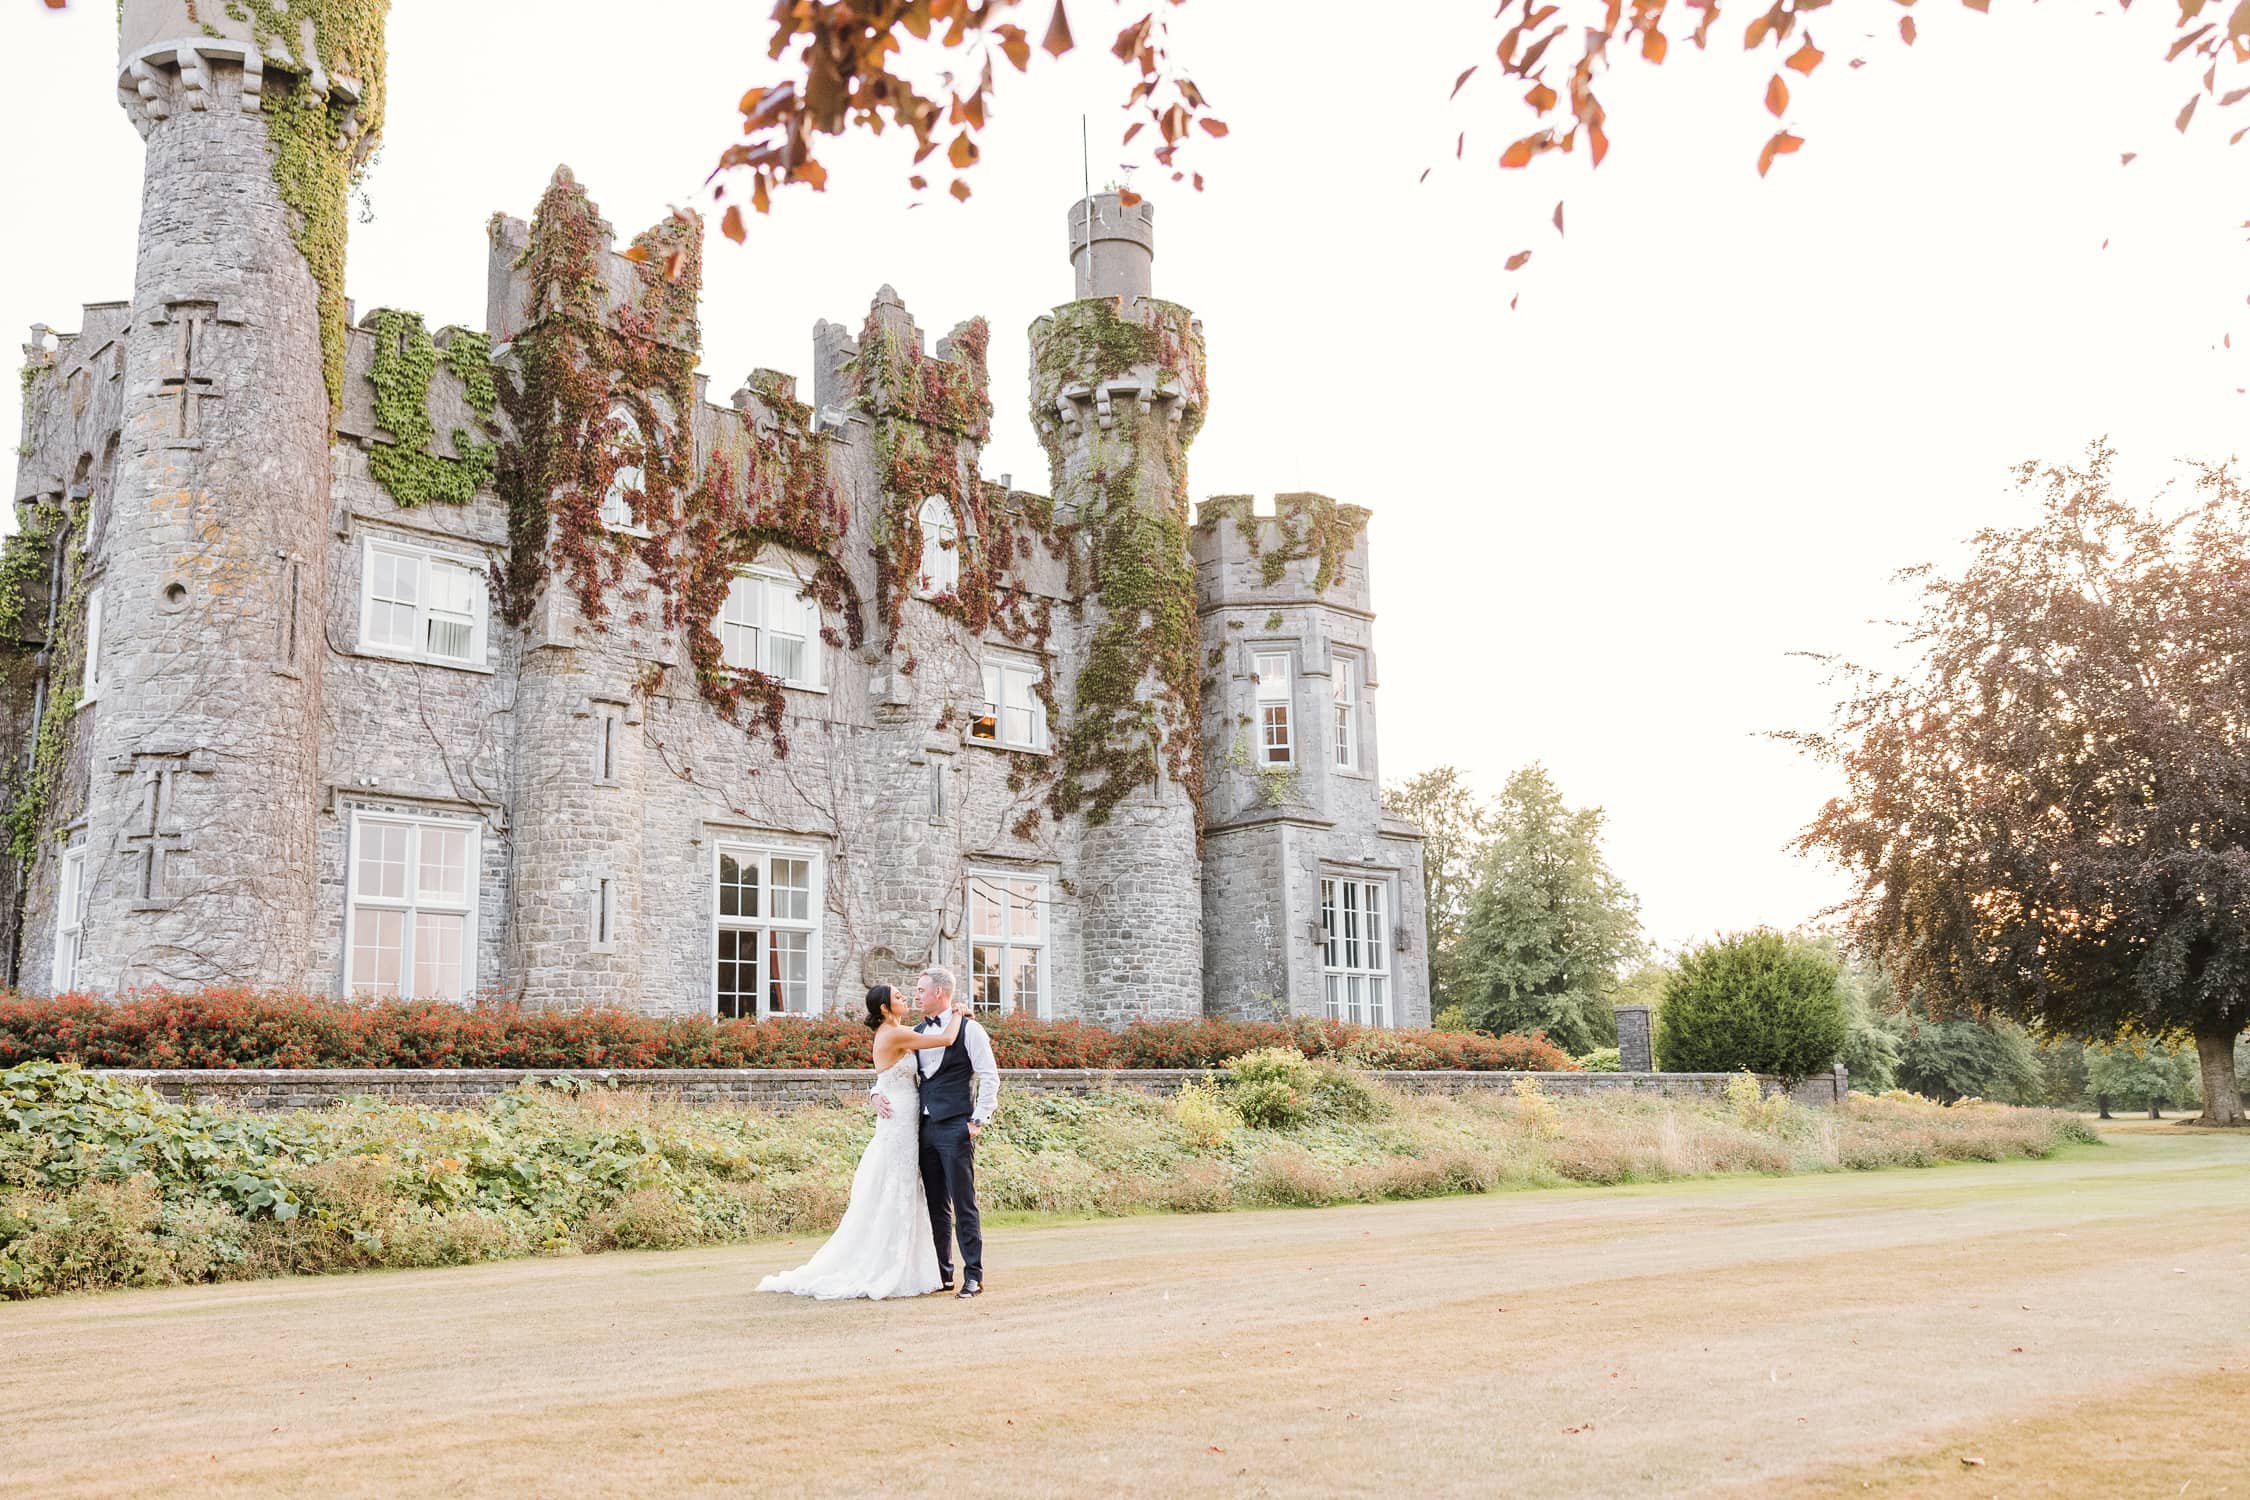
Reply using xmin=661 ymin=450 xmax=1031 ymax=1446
xmin=0 ymin=1126 xmax=2242 ymax=1498
xmin=0 ymin=1065 xmax=2094 ymax=1299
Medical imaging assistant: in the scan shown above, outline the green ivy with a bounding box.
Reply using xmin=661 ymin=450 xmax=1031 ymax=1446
xmin=7 ymin=527 xmax=86 ymax=864
xmin=0 ymin=503 xmax=61 ymax=643
xmin=1227 ymin=492 xmax=1370 ymax=591
xmin=365 ymin=309 xmax=495 ymax=508
xmin=221 ymin=1 xmax=387 ymax=424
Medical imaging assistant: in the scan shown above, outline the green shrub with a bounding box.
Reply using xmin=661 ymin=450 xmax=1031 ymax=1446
xmin=1168 ymin=1077 xmax=1237 ymax=1150
xmin=1654 ymin=931 xmax=1850 ymax=1079
xmin=1575 ymin=1046 xmax=1622 ymax=1072
xmin=1229 ymin=1076 xmax=1308 ymax=1130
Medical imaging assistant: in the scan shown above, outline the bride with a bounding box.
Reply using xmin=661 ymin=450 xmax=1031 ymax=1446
xmin=756 ymin=984 xmax=970 ymax=1300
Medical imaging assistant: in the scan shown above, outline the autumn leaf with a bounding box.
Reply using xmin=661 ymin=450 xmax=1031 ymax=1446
xmin=948 ymin=133 xmax=979 ymax=168
xmin=1526 ymin=81 xmax=1559 ymax=112
xmin=1786 ymin=37 xmax=1824 ymax=73
xmin=1766 ymin=74 xmax=1790 ymax=115
xmin=1962 ymin=0 xmax=1990 ymax=11
xmin=908 ymin=174 xmax=928 ymax=190
xmin=2121 ymin=151 xmax=2138 ymax=164
xmin=1643 ymin=28 xmax=1669 ymax=62
xmin=1452 ymin=64 xmax=1479 ymax=99
xmin=1501 ymin=134 xmax=1542 ymax=168
xmin=1199 ymin=118 xmax=1229 ymax=136
xmin=620 ymin=244 xmax=650 ymax=263
xmin=1900 ymin=15 xmax=1918 ymax=43
xmin=721 ymin=205 xmax=746 ymax=243
xmin=1116 ymin=186 xmax=1143 ymax=206
xmin=1505 ymin=249 xmax=1533 ymax=270
xmin=1757 ymin=128 xmax=1804 ymax=176
xmin=1041 ymin=1 xmax=1074 ymax=57
xmin=1553 ymin=200 xmax=1566 ymax=235
xmin=994 ymin=24 xmax=1031 ymax=70
xmin=950 ymin=179 xmax=972 ymax=200
xmin=1590 ymin=119 xmax=1611 ymax=165
xmin=2178 ymin=94 xmax=2200 ymax=131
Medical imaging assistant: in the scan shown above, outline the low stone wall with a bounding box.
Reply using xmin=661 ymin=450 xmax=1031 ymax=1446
xmin=98 ymin=1065 xmax=1850 ymax=1113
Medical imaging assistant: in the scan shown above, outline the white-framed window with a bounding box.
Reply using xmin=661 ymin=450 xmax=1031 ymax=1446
xmin=718 ymin=566 xmax=822 ymax=689
xmin=971 ymin=652 xmax=1048 ymax=752
xmin=344 ymin=811 xmax=480 ymax=1002
xmin=51 ymin=845 xmax=87 ymax=993
xmin=1321 ymin=875 xmax=1391 ymax=1027
xmin=968 ymin=870 xmax=1046 ymax=1018
xmin=1332 ymin=654 xmax=1360 ymax=773
xmin=714 ymin=843 xmax=823 ymax=1020
xmin=600 ymin=402 xmax=648 ymax=533
xmin=359 ymin=538 xmax=489 ymax=668
xmin=1256 ymin=651 xmax=1293 ymax=765
xmin=79 ymin=586 xmax=104 ymax=705
xmin=917 ymin=495 xmax=959 ymax=595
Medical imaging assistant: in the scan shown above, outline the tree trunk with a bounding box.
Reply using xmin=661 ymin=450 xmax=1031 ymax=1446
xmin=2192 ymin=1027 xmax=2246 ymax=1127
xmin=2148 ymin=1098 xmax=2162 ymax=1120
xmin=2096 ymin=1093 xmax=2111 ymax=1120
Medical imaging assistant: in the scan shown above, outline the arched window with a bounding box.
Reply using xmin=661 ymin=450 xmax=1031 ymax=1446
xmin=601 ymin=402 xmax=645 ymax=532
xmin=918 ymin=495 xmax=959 ymax=595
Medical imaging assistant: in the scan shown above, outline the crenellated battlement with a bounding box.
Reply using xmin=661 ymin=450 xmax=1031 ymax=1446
xmin=2 ymin=35 xmax=1429 ymax=1028
xmin=1192 ymin=492 xmax=1373 ymax=614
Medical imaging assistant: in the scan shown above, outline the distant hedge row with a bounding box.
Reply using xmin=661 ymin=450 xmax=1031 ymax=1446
xmin=0 ymin=991 xmax=1579 ymax=1073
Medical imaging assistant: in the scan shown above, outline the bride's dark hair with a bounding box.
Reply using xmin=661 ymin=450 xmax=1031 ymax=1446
xmin=862 ymin=985 xmax=895 ymax=1032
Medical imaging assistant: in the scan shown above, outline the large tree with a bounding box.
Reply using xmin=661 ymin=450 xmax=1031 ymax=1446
xmin=1382 ymin=765 xmax=1492 ymax=1012
xmin=1454 ymin=764 xmax=1644 ymax=1054
xmin=1796 ymin=446 xmax=2250 ymax=1126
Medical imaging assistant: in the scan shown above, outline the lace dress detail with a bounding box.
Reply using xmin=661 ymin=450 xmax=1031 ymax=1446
xmin=757 ymin=1054 xmax=940 ymax=1300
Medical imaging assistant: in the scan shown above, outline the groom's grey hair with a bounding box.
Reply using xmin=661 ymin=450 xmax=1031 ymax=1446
xmin=920 ymin=966 xmax=956 ymax=998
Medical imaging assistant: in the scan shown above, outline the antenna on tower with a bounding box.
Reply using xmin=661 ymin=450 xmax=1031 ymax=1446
xmin=1078 ymin=113 xmax=1096 ymax=253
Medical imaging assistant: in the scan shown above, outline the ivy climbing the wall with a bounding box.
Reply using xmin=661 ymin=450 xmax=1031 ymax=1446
xmin=0 ymin=502 xmax=61 ymax=645
xmin=219 ymin=0 xmax=388 ymax=423
xmin=1028 ymin=296 xmax=1210 ymax=831
xmin=365 ymin=310 xmax=495 ymax=507
xmin=492 ymin=170 xmax=861 ymax=757
xmin=5 ymin=526 xmax=86 ymax=864
xmin=1224 ymin=491 xmax=1371 ymax=591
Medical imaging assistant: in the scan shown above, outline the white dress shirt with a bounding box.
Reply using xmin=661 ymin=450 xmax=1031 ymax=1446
xmin=918 ymin=1013 xmax=1000 ymax=1125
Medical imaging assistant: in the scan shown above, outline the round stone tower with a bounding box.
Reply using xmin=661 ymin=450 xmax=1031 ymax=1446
xmin=77 ymin=3 xmax=382 ymax=986
xmin=1031 ymin=193 xmax=1209 ymax=1022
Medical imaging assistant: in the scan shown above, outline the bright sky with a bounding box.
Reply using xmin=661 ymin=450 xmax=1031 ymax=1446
xmin=3 ymin=2 xmax=2242 ymax=953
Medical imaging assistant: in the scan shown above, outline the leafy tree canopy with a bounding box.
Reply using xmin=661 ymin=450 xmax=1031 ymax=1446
xmin=1797 ymin=447 xmax=2250 ymax=1125
xmin=1454 ymin=764 xmax=1644 ymax=1055
xmin=1383 ymin=765 xmax=1492 ymax=1011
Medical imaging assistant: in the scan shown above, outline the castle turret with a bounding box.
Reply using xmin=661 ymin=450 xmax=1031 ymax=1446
xmin=1030 ymin=194 xmax=1208 ymax=1022
xmin=63 ymin=3 xmax=383 ymax=987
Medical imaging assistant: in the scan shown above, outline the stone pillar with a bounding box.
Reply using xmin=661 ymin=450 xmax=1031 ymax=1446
xmin=1031 ymin=192 xmax=1207 ymax=1023
xmin=75 ymin=6 xmax=380 ymax=988
xmin=1615 ymin=1004 xmax=1653 ymax=1071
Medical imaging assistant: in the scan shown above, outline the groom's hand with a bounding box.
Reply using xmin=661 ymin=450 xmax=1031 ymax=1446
xmin=966 ymin=1121 xmax=981 ymax=1139
xmin=872 ymin=1094 xmax=893 ymax=1119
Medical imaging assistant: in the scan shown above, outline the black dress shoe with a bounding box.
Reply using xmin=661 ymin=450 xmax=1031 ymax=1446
xmin=935 ymin=1277 xmax=953 ymax=1294
xmin=956 ymin=1278 xmax=982 ymax=1299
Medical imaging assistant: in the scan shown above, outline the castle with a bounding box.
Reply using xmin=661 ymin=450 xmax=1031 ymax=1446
xmin=2 ymin=2 xmax=1429 ymax=1027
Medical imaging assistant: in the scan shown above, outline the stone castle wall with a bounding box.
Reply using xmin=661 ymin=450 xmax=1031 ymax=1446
xmin=4 ymin=12 xmax=1429 ymax=1030
xmin=102 ymin=1065 xmax=1853 ymax=1114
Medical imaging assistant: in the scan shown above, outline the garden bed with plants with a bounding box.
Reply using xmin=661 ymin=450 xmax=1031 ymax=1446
xmin=0 ymin=991 xmax=1577 ymax=1072
xmin=0 ymin=1052 xmax=2094 ymax=1300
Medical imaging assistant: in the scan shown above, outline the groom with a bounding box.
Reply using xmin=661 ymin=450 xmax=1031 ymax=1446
xmin=873 ymin=965 xmax=997 ymax=1298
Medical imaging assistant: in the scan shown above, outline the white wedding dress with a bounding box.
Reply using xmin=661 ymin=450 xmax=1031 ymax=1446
xmin=757 ymin=1054 xmax=942 ymax=1300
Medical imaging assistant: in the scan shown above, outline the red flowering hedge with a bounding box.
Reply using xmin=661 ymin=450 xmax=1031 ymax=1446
xmin=0 ymin=990 xmax=1577 ymax=1072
